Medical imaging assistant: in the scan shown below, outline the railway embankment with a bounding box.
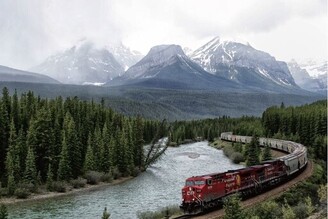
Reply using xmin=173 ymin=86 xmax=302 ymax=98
xmin=193 ymin=160 xmax=314 ymax=219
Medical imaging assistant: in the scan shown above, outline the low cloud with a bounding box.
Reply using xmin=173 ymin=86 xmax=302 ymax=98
xmin=0 ymin=0 xmax=326 ymax=69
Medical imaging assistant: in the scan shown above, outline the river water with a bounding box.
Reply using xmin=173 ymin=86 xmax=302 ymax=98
xmin=8 ymin=141 xmax=243 ymax=219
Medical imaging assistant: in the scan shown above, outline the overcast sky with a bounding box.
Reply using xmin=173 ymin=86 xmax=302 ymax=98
xmin=0 ymin=0 xmax=327 ymax=70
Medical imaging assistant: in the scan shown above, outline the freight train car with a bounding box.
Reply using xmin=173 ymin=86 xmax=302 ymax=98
xmin=180 ymin=132 xmax=307 ymax=213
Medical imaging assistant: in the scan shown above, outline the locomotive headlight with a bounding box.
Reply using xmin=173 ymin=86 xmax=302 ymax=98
xmin=192 ymin=198 xmax=195 ymax=201
xmin=198 ymin=194 xmax=201 ymax=198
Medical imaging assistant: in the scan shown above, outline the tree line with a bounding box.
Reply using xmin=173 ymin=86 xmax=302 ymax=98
xmin=262 ymin=100 xmax=327 ymax=161
xmin=0 ymin=87 xmax=164 ymax=195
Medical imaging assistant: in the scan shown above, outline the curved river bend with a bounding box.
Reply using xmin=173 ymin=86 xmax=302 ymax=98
xmin=8 ymin=141 xmax=243 ymax=219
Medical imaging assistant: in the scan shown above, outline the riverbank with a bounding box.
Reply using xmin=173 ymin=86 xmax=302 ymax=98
xmin=0 ymin=176 xmax=133 ymax=205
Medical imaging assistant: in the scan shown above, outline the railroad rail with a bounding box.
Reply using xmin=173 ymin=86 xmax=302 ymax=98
xmin=179 ymin=132 xmax=310 ymax=218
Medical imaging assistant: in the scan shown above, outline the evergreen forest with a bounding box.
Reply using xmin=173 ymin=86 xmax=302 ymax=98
xmin=0 ymin=87 xmax=164 ymax=196
xmin=0 ymin=86 xmax=326 ymax=219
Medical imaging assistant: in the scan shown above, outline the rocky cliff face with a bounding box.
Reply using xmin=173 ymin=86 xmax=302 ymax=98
xmin=190 ymin=37 xmax=297 ymax=91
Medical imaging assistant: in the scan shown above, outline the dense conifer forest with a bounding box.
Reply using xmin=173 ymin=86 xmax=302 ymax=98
xmin=0 ymin=87 xmax=164 ymax=196
xmin=262 ymin=100 xmax=327 ymax=161
xmin=0 ymin=86 xmax=326 ymax=219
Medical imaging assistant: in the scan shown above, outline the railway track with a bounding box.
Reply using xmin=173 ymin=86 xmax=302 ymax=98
xmin=192 ymin=160 xmax=314 ymax=219
xmin=173 ymin=215 xmax=193 ymax=219
xmin=173 ymin=160 xmax=313 ymax=219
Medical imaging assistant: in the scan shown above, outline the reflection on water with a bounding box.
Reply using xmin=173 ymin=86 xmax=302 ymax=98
xmin=8 ymin=141 xmax=243 ymax=219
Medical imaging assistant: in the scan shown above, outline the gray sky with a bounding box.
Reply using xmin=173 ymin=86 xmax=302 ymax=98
xmin=0 ymin=0 xmax=327 ymax=70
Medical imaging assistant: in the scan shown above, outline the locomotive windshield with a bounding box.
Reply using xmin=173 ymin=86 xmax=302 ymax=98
xmin=195 ymin=180 xmax=205 ymax=185
xmin=186 ymin=180 xmax=205 ymax=186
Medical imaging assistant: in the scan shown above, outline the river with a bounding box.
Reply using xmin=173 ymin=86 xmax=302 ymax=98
xmin=8 ymin=141 xmax=243 ymax=219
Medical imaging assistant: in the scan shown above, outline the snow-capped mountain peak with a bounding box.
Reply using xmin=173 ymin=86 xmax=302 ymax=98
xmin=288 ymin=59 xmax=327 ymax=94
xmin=299 ymin=60 xmax=327 ymax=78
xmin=121 ymin=44 xmax=188 ymax=79
xmin=190 ymin=36 xmax=297 ymax=90
xmin=107 ymin=43 xmax=242 ymax=91
xmin=106 ymin=42 xmax=143 ymax=71
xmin=30 ymin=40 xmax=143 ymax=85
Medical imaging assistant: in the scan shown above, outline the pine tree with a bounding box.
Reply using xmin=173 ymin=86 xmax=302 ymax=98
xmin=246 ymin=135 xmax=260 ymax=166
xmin=27 ymin=108 xmax=54 ymax=181
xmin=6 ymin=120 xmax=20 ymax=182
xmin=11 ymin=89 xmax=20 ymax=132
xmin=84 ymin=133 xmax=96 ymax=172
xmin=46 ymin=163 xmax=54 ymax=191
xmin=223 ymin=194 xmax=245 ymax=219
xmin=24 ymin=146 xmax=37 ymax=185
xmin=0 ymin=204 xmax=8 ymax=219
xmin=262 ymin=145 xmax=272 ymax=161
xmin=57 ymin=135 xmax=71 ymax=181
xmin=133 ymin=116 xmax=144 ymax=168
xmin=6 ymin=154 xmax=16 ymax=195
xmin=125 ymin=122 xmax=135 ymax=173
xmin=101 ymin=124 xmax=111 ymax=173
xmin=0 ymin=99 xmax=10 ymax=182
xmin=93 ymin=127 xmax=102 ymax=171
xmin=116 ymin=128 xmax=128 ymax=174
xmin=16 ymin=127 xmax=27 ymax=177
xmin=52 ymin=117 xmax=62 ymax=180
xmin=63 ymin=113 xmax=81 ymax=178
xmin=102 ymin=207 xmax=110 ymax=219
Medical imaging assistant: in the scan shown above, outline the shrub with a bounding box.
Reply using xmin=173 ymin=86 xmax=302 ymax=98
xmin=122 ymin=169 xmax=131 ymax=177
xmin=70 ymin=178 xmax=87 ymax=188
xmin=101 ymin=173 xmax=113 ymax=183
xmin=223 ymin=145 xmax=234 ymax=157
xmin=14 ymin=188 xmax=30 ymax=199
xmin=0 ymin=188 xmax=8 ymax=197
xmin=85 ymin=171 xmax=102 ymax=185
xmin=112 ymin=167 xmax=122 ymax=180
xmin=168 ymin=142 xmax=178 ymax=147
xmin=131 ymin=167 xmax=141 ymax=177
xmin=137 ymin=205 xmax=181 ymax=219
xmin=52 ymin=181 xmax=67 ymax=193
xmin=16 ymin=182 xmax=36 ymax=193
xmin=292 ymin=203 xmax=308 ymax=219
xmin=231 ymin=152 xmax=245 ymax=164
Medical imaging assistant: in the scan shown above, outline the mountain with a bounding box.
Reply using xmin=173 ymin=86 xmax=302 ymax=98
xmin=107 ymin=43 xmax=143 ymax=71
xmin=0 ymin=65 xmax=59 ymax=84
xmin=30 ymin=41 xmax=142 ymax=85
xmin=107 ymin=44 xmax=244 ymax=91
xmin=288 ymin=60 xmax=327 ymax=94
xmin=299 ymin=60 xmax=327 ymax=77
xmin=190 ymin=37 xmax=298 ymax=92
xmin=183 ymin=47 xmax=193 ymax=56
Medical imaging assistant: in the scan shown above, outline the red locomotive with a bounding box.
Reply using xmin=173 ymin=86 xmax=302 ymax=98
xmin=180 ymin=132 xmax=307 ymax=214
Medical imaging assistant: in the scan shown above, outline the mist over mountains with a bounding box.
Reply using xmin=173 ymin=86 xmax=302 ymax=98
xmin=288 ymin=59 xmax=327 ymax=95
xmin=30 ymin=40 xmax=143 ymax=85
xmin=0 ymin=36 xmax=325 ymax=119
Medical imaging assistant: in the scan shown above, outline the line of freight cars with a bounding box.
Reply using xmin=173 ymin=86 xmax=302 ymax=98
xmin=180 ymin=132 xmax=307 ymax=214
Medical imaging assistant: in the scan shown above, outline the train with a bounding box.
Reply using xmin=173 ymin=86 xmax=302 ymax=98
xmin=180 ymin=132 xmax=308 ymax=214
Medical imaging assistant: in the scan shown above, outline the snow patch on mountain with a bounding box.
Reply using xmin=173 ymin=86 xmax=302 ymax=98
xmin=190 ymin=36 xmax=297 ymax=88
xmin=288 ymin=59 xmax=327 ymax=94
xmin=30 ymin=40 xmax=143 ymax=85
xmin=298 ymin=60 xmax=327 ymax=78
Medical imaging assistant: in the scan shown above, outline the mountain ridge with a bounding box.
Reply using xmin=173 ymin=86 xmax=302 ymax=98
xmin=0 ymin=65 xmax=59 ymax=84
xmin=190 ymin=36 xmax=298 ymax=92
xmin=106 ymin=44 xmax=247 ymax=91
xmin=30 ymin=41 xmax=142 ymax=85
